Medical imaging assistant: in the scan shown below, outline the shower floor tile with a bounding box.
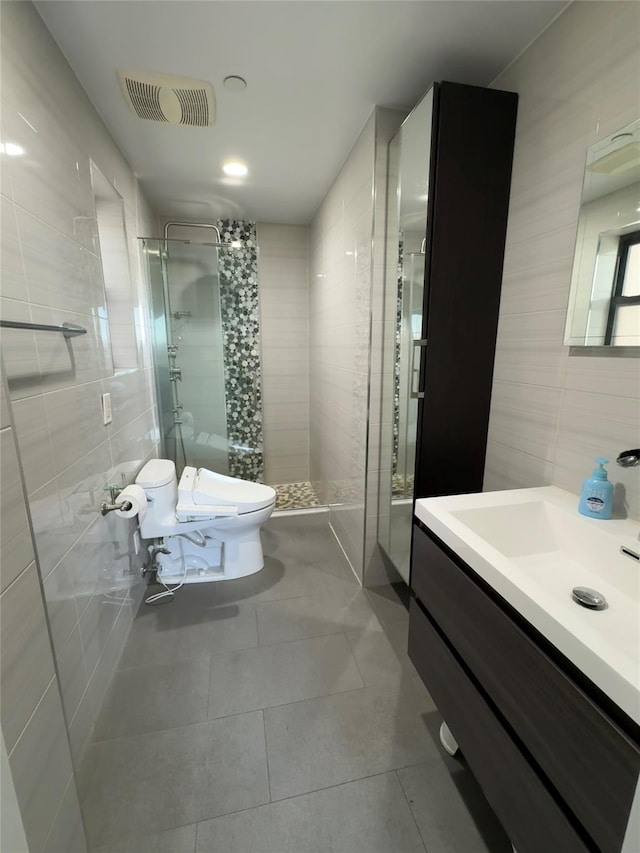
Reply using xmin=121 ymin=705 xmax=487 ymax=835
xmin=81 ymin=515 xmax=512 ymax=853
xmin=392 ymin=472 xmax=415 ymax=498
xmin=273 ymin=481 xmax=321 ymax=510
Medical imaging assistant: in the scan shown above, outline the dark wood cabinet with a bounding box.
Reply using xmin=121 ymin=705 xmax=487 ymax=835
xmin=409 ymin=522 xmax=640 ymax=853
xmin=415 ymin=82 xmax=518 ymax=500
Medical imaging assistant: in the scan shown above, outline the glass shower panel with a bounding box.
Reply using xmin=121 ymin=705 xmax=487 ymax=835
xmin=377 ymin=89 xmax=434 ymax=584
xmin=397 ymin=252 xmax=425 ymax=498
xmin=164 ymin=239 xmax=229 ymax=473
xmin=141 ymin=236 xmax=264 ymax=482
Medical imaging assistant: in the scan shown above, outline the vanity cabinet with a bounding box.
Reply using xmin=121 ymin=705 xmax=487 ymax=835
xmin=409 ymin=521 xmax=640 ymax=853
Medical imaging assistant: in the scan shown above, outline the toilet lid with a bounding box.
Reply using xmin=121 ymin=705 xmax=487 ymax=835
xmin=181 ymin=466 xmax=276 ymax=513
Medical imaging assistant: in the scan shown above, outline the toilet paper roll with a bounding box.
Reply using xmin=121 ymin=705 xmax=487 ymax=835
xmin=114 ymin=484 xmax=147 ymax=522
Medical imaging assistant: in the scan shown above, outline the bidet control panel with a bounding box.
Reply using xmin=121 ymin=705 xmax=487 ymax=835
xmin=177 ymin=466 xmax=198 ymax=503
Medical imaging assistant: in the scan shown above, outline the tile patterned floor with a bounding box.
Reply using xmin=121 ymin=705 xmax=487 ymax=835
xmin=273 ymin=481 xmax=322 ymax=510
xmin=81 ymin=514 xmax=512 ymax=853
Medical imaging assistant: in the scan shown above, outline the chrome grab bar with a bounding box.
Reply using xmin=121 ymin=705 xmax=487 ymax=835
xmin=0 ymin=320 xmax=87 ymax=338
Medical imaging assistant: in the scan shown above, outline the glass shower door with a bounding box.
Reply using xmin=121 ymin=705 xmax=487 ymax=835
xmin=142 ymin=235 xmax=264 ymax=482
xmin=163 ymin=238 xmax=229 ymax=473
xmin=377 ymin=88 xmax=434 ymax=583
xmin=397 ymin=252 xmax=425 ymax=499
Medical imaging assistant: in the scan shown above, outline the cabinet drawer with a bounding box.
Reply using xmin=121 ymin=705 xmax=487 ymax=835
xmin=408 ymin=598 xmax=589 ymax=853
xmin=411 ymin=524 xmax=640 ymax=853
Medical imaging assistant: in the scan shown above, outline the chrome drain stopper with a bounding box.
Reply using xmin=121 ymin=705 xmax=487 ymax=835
xmin=572 ymin=587 xmax=608 ymax=610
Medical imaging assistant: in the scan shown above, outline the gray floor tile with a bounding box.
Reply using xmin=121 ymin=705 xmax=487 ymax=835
xmin=365 ymin=583 xmax=410 ymax=627
xmin=119 ymin=599 xmax=258 ymax=667
xmin=398 ymin=756 xmax=512 ymax=853
xmin=196 ymin=772 xmax=426 ymax=853
xmin=208 ymin=633 xmax=364 ymax=719
xmin=261 ymin=520 xmax=349 ymax=572
xmin=264 ymin=681 xmax=438 ymax=801
xmin=256 ymin=588 xmax=381 ymax=646
xmin=346 ymin=621 xmax=427 ymax=691
xmin=93 ymin=658 xmax=211 ymax=740
xmin=195 ymin=555 xmax=333 ymax=606
xmin=80 ymin=711 xmax=269 ymax=847
xmin=91 ymin=824 xmax=197 ymax=853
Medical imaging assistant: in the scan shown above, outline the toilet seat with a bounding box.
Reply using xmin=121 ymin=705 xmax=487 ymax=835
xmin=178 ymin=466 xmax=276 ymax=514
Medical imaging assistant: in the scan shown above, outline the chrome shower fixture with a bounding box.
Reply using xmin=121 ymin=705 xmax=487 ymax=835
xmin=616 ymin=449 xmax=640 ymax=468
xmin=172 ymin=311 xmax=192 ymax=320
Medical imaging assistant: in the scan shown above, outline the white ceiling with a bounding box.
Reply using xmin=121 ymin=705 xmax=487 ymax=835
xmin=35 ymin=0 xmax=567 ymax=225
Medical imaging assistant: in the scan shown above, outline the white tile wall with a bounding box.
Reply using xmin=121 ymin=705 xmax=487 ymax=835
xmin=257 ymin=223 xmax=310 ymax=485
xmin=0 ymin=3 xmax=159 ymax=841
xmin=0 ymin=367 xmax=86 ymax=852
xmin=309 ymin=109 xmax=404 ymax=581
xmin=486 ymin=0 xmax=640 ymax=520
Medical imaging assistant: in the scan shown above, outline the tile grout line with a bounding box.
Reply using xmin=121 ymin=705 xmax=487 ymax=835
xmin=262 ymin=709 xmax=272 ymax=803
xmin=395 ymin=768 xmax=430 ymax=853
xmin=205 ymin=652 xmax=213 ymax=722
xmin=91 ymin=676 xmax=374 ymax=747
xmin=342 ymin=630 xmax=367 ymax=688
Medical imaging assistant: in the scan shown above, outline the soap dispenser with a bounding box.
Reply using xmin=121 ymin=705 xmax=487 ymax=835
xmin=578 ymin=458 xmax=614 ymax=519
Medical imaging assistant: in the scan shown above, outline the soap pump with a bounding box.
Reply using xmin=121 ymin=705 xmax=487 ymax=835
xmin=578 ymin=458 xmax=614 ymax=520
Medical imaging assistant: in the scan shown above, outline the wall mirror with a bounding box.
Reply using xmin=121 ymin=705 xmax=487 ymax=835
xmin=565 ymin=119 xmax=640 ymax=348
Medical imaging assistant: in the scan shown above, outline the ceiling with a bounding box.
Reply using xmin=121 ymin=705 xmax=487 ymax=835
xmin=35 ymin=0 xmax=567 ymax=226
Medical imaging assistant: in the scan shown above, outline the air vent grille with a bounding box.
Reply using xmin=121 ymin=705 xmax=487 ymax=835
xmin=174 ymin=87 xmax=210 ymax=127
xmin=124 ymin=78 xmax=167 ymax=123
xmin=118 ymin=70 xmax=215 ymax=127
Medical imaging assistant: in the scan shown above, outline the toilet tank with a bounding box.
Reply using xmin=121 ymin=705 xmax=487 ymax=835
xmin=135 ymin=459 xmax=178 ymax=538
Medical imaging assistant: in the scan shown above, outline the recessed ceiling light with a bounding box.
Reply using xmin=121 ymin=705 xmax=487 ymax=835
xmin=223 ymin=161 xmax=248 ymax=177
xmin=223 ymin=75 xmax=247 ymax=93
xmin=0 ymin=142 xmax=24 ymax=156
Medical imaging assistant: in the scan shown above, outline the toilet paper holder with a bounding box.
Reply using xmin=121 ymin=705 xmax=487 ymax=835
xmin=101 ymin=483 xmax=133 ymax=516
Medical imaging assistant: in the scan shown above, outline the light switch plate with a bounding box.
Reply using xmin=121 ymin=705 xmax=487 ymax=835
xmin=101 ymin=392 xmax=112 ymax=425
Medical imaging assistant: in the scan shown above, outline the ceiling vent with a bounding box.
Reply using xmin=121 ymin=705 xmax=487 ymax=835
xmin=117 ymin=70 xmax=215 ymax=127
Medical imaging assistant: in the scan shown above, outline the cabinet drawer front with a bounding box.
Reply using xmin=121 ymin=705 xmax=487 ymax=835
xmin=408 ymin=598 xmax=589 ymax=853
xmin=411 ymin=525 xmax=640 ymax=853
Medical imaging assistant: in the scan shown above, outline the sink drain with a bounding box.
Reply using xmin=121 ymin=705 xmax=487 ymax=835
xmin=572 ymin=587 xmax=608 ymax=610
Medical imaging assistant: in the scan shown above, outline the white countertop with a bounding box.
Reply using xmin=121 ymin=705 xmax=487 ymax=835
xmin=414 ymin=486 xmax=640 ymax=726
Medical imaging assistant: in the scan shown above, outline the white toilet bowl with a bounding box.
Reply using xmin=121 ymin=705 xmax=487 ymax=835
xmin=135 ymin=459 xmax=275 ymax=584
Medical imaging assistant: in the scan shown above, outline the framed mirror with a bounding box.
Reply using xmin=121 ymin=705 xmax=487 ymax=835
xmin=565 ymin=119 xmax=640 ymax=348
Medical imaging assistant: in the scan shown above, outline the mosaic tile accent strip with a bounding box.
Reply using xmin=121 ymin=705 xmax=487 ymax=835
xmin=274 ymin=482 xmax=322 ymax=511
xmin=216 ymin=219 xmax=264 ymax=483
xmin=393 ymin=235 xmax=403 ymax=474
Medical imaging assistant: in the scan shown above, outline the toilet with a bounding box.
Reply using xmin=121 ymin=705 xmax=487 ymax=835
xmin=135 ymin=459 xmax=276 ymax=584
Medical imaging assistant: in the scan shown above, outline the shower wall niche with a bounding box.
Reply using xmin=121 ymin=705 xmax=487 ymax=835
xmin=143 ymin=220 xmax=264 ymax=482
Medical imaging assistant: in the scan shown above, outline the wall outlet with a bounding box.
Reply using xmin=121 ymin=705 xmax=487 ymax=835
xmin=101 ymin=392 xmax=112 ymax=425
xmin=133 ymin=529 xmax=140 ymax=556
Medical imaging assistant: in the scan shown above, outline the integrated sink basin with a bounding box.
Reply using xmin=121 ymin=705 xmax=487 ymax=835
xmin=414 ymin=486 xmax=640 ymax=724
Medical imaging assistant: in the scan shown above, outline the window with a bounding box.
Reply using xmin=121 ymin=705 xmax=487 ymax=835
xmin=604 ymin=231 xmax=640 ymax=346
xmin=91 ymin=163 xmax=138 ymax=370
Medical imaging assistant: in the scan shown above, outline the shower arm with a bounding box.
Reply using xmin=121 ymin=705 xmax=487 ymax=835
xmin=163 ymin=221 xmax=222 ymax=244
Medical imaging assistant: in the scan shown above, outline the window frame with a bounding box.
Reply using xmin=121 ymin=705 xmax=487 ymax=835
xmin=604 ymin=230 xmax=640 ymax=345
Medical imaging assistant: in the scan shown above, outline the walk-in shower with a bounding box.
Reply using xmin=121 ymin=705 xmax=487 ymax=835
xmin=141 ymin=220 xmax=264 ymax=483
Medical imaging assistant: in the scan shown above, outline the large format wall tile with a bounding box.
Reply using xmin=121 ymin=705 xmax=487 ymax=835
xmin=0 ymin=563 xmax=55 ymax=752
xmin=257 ymin=223 xmax=310 ymax=485
xmin=486 ymin=1 xmax=640 ymax=519
xmin=0 ymin=3 xmax=157 ymax=849
xmin=0 ymin=427 xmax=34 ymax=591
